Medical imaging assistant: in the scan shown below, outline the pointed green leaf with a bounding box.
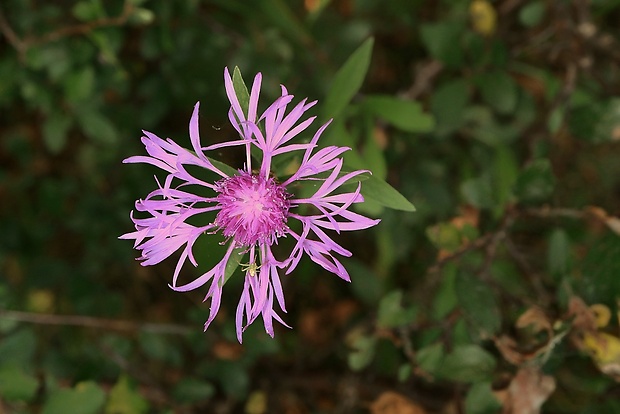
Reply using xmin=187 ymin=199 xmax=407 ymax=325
xmin=321 ymin=37 xmax=374 ymax=121
xmin=232 ymin=66 xmax=250 ymax=117
xmin=208 ymin=157 xmax=238 ymax=177
xmin=361 ymin=174 xmax=415 ymax=212
xmin=224 ymin=246 xmax=246 ymax=284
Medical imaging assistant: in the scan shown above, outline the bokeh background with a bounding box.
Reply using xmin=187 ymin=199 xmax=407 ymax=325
xmin=1 ymin=0 xmax=620 ymax=413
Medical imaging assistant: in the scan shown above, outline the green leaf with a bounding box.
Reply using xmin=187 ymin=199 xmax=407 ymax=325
xmin=493 ymin=146 xmax=519 ymax=206
xmin=461 ymin=174 xmax=494 ymax=209
xmin=420 ymin=22 xmax=464 ymax=68
xmin=258 ymin=0 xmax=312 ymax=47
xmin=43 ymin=382 xmax=106 ymax=414
xmin=581 ymin=233 xmax=620 ymax=303
xmin=347 ymin=259 xmax=383 ymax=305
xmin=43 ymin=112 xmax=72 ymax=154
xmin=426 ymin=222 xmax=462 ymax=252
xmin=129 ymin=7 xmax=155 ymax=25
xmin=321 ymin=37 xmax=374 ymax=121
xmin=223 ymin=246 xmax=246 ymax=284
xmin=138 ymin=333 xmax=182 ymax=365
xmin=208 ymin=156 xmax=239 ymax=178
xmin=548 ymin=228 xmax=570 ymax=279
xmin=437 ymin=345 xmax=496 ymax=383
xmin=348 ymin=335 xmax=377 ymax=371
xmin=513 ymin=158 xmax=555 ymax=204
xmin=547 ymin=106 xmax=564 ymax=134
xmin=364 ymin=95 xmax=435 ymax=133
xmin=465 ymin=382 xmax=502 ymax=414
xmin=361 ymin=117 xmax=388 ymax=179
xmin=431 ymin=79 xmax=470 ymax=136
xmin=432 ymin=263 xmax=458 ymax=320
xmin=0 ymin=365 xmax=38 ymax=402
xmin=172 ymin=378 xmax=215 ymax=404
xmin=416 ymin=342 xmax=444 ymax=375
xmin=475 ymin=70 xmax=518 ymax=115
xmin=72 ymin=0 xmax=105 ymax=21
xmin=361 ymin=174 xmax=415 ymax=212
xmin=398 ymin=363 xmax=412 ymax=382
xmin=232 ymin=66 xmax=250 ymax=118
xmin=519 ymin=1 xmax=546 ymax=27
xmin=63 ymin=67 xmax=95 ymax=103
xmin=218 ymin=361 xmax=249 ymax=399
xmin=0 ymin=328 xmax=36 ymax=368
xmin=105 ymin=375 xmax=149 ymax=414
xmin=77 ymin=110 xmax=117 ymax=145
xmin=377 ymin=290 xmax=417 ymax=328
xmin=455 ymin=271 xmax=501 ymax=338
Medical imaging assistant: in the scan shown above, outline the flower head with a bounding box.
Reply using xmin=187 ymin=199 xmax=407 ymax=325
xmin=121 ymin=68 xmax=380 ymax=342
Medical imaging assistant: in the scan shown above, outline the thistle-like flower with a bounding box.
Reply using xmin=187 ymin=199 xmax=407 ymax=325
xmin=121 ymin=68 xmax=379 ymax=342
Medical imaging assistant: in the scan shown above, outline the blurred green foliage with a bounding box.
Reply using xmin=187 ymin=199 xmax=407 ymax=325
xmin=1 ymin=0 xmax=620 ymax=412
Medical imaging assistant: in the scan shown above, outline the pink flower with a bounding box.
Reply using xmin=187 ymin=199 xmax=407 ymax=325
xmin=121 ymin=68 xmax=379 ymax=342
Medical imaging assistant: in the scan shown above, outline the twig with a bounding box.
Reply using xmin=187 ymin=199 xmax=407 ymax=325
xmin=524 ymin=206 xmax=588 ymax=220
xmin=0 ymin=8 xmax=25 ymax=55
xmin=25 ymin=1 xmax=134 ymax=46
xmin=0 ymin=1 xmax=135 ymax=61
xmin=404 ymin=60 xmax=443 ymax=100
xmin=0 ymin=310 xmax=192 ymax=335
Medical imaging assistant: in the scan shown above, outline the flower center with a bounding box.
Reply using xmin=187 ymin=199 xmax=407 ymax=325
xmin=214 ymin=171 xmax=291 ymax=246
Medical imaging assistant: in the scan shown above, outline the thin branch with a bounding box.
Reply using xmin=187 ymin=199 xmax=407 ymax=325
xmin=0 ymin=8 xmax=25 ymax=55
xmin=524 ymin=206 xmax=587 ymax=220
xmin=0 ymin=1 xmax=135 ymax=61
xmin=24 ymin=1 xmax=135 ymax=47
xmin=0 ymin=310 xmax=193 ymax=335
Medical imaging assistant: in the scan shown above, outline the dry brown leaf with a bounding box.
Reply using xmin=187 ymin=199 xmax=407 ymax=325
xmin=501 ymin=367 xmax=555 ymax=414
xmin=515 ymin=307 xmax=552 ymax=334
xmin=494 ymin=307 xmax=554 ymax=365
xmin=567 ymin=296 xmax=598 ymax=332
xmin=450 ymin=205 xmax=480 ymax=230
xmin=434 ymin=206 xmax=480 ymax=260
xmin=494 ymin=335 xmax=530 ymax=365
xmin=370 ymin=391 xmax=427 ymax=414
